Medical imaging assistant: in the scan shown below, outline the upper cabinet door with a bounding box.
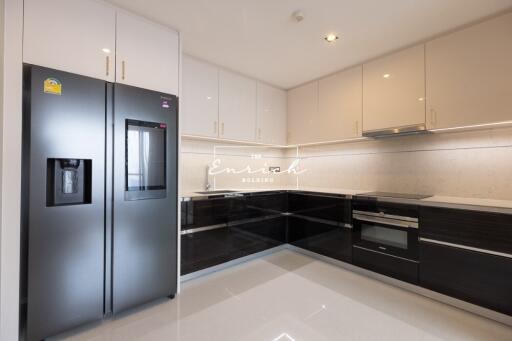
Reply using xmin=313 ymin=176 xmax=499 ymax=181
xmin=256 ymin=83 xmax=287 ymax=145
xmin=426 ymin=12 xmax=512 ymax=130
xmin=318 ymin=66 xmax=363 ymax=141
xmin=116 ymin=11 xmax=179 ymax=95
xmin=363 ymin=45 xmax=426 ymax=132
xmin=182 ymin=56 xmax=219 ymax=138
xmin=287 ymin=81 xmax=319 ymax=145
xmin=219 ymin=70 xmax=257 ymax=142
xmin=23 ymin=0 xmax=116 ymax=81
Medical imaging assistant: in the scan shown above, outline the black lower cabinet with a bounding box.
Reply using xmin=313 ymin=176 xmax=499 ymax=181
xmin=353 ymin=246 xmax=419 ymax=284
xmin=288 ymin=217 xmax=352 ymax=263
xmin=181 ymin=216 xmax=287 ymax=275
xmin=420 ymin=242 xmax=512 ymax=316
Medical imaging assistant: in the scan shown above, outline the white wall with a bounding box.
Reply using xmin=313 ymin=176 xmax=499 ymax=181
xmin=0 ymin=0 xmax=23 ymax=340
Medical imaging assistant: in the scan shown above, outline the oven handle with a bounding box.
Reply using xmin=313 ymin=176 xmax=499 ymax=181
xmin=353 ymin=213 xmax=418 ymax=229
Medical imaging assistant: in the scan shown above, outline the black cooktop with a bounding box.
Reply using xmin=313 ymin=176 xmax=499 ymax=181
xmin=359 ymin=191 xmax=432 ymax=200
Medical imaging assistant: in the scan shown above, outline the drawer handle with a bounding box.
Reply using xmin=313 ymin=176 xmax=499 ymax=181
xmin=353 ymin=213 xmax=418 ymax=229
xmin=122 ymin=60 xmax=126 ymax=80
xmin=430 ymin=108 xmax=437 ymax=126
xmin=420 ymin=238 xmax=512 ymax=259
xmin=106 ymin=56 xmax=110 ymax=77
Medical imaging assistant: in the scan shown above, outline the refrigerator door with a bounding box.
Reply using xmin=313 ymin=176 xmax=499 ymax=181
xmin=23 ymin=65 xmax=106 ymax=341
xmin=112 ymin=84 xmax=178 ymax=314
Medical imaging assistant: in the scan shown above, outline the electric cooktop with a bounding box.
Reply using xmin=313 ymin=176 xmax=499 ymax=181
xmin=358 ymin=191 xmax=432 ymax=200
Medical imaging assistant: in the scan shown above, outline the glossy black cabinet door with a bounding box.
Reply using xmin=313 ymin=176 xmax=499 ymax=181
xmin=181 ymin=217 xmax=287 ymax=275
xmin=420 ymin=242 xmax=512 ymax=316
xmin=353 ymin=246 xmax=418 ymax=284
xmin=288 ymin=217 xmax=352 ymax=263
xmin=228 ymin=192 xmax=288 ymax=221
xmin=181 ymin=197 xmax=231 ymax=230
xmin=228 ymin=216 xmax=287 ymax=260
xmin=181 ymin=193 xmax=288 ymax=275
xmin=420 ymin=207 xmax=512 ymax=254
xmin=288 ymin=192 xmax=350 ymax=224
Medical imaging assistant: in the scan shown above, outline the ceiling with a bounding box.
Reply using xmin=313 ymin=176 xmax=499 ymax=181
xmin=107 ymin=0 xmax=512 ymax=89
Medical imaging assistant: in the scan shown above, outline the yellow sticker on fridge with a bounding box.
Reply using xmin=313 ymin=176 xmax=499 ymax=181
xmin=43 ymin=78 xmax=62 ymax=95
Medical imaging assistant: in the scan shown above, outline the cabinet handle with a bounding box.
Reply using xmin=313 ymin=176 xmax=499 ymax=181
xmin=213 ymin=121 xmax=218 ymax=134
xmin=105 ymin=56 xmax=110 ymax=77
xmin=258 ymin=128 xmax=262 ymax=139
xmin=221 ymin=122 xmax=224 ymax=135
xmin=122 ymin=61 xmax=126 ymax=80
xmin=430 ymin=108 xmax=437 ymax=126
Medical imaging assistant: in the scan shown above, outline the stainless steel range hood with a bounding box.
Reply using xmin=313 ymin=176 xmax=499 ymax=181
xmin=362 ymin=124 xmax=427 ymax=138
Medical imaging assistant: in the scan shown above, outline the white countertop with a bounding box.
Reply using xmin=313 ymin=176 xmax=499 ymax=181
xmin=180 ymin=187 xmax=369 ymax=199
xmin=422 ymin=195 xmax=512 ymax=210
xmin=180 ymin=188 xmax=512 ymax=213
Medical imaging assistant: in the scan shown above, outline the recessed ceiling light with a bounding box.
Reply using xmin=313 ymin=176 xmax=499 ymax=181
xmin=102 ymin=48 xmax=111 ymax=54
xmin=383 ymin=73 xmax=391 ymax=79
xmin=324 ymin=34 xmax=338 ymax=43
xmin=418 ymin=97 xmax=425 ymax=101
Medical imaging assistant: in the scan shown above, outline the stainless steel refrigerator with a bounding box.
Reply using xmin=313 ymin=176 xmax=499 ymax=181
xmin=21 ymin=65 xmax=178 ymax=341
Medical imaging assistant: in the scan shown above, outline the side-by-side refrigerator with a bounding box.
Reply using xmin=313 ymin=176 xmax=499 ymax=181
xmin=21 ymin=65 xmax=178 ymax=341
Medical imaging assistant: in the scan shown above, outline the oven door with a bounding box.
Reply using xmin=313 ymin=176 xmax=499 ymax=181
xmin=353 ymin=213 xmax=418 ymax=260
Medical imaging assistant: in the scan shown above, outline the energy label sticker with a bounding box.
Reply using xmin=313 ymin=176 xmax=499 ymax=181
xmin=44 ymin=78 xmax=62 ymax=95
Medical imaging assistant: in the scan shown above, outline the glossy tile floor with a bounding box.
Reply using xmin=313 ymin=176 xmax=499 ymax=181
xmin=60 ymin=250 xmax=512 ymax=341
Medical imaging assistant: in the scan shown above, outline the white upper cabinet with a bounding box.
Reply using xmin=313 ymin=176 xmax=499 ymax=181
xmin=287 ymin=81 xmax=319 ymax=145
xmin=256 ymin=83 xmax=287 ymax=145
xmin=182 ymin=56 xmax=219 ymax=137
xmin=23 ymin=0 xmax=116 ymax=81
xmin=426 ymin=12 xmax=512 ymax=130
xmin=363 ymin=45 xmax=426 ymax=132
xmin=116 ymin=11 xmax=179 ymax=95
xmin=219 ymin=70 xmax=257 ymax=141
xmin=318 ymin=66 xmax=363 ymax=141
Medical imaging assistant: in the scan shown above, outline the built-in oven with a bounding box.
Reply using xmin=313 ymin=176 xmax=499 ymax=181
xmin=352 ymin=200 xmax=420 ymax=283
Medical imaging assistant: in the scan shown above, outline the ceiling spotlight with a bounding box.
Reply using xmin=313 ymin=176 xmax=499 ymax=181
xmin=292 ymin=10 xmax=304 ymax=23
xmin=102 ymin=48 xmax=111 ymax=54
xmin=324 ymin=34 xmax=338 ymax=43
xmin=383 ymin=73 xmax=391 ymax=79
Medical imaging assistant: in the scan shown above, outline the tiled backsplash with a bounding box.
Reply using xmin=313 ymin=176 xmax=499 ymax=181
xmin=181 ymin=127 xmax=512 ymax=200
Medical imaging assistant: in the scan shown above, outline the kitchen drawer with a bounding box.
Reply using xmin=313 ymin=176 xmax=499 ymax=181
xmin=420 ymin=207 xmax=512 ymax=254
xmin=288 ymin=192 xmax=351 ymax=225
xmin=353 ymin=246 xmax=418 ymax=284
xmin=228 ymin=192 xmax=288 ymax=222
xmin=420 ymin=241 xmax=512 ymax=315
xmin=181 ymin=216 xmax=287 ymax=275
xmin=181 ymin=198 xmax=230 ymax=230
xmin=288 ymin=217 xmax=352 ymax=263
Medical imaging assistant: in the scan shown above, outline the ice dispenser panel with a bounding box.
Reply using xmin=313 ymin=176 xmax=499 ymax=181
xmin=46 ymin=158 xmax=92 ymax=206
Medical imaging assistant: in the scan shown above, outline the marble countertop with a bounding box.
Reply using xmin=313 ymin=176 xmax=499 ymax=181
xmin=180 ymin=188 xmax=512 ymax=214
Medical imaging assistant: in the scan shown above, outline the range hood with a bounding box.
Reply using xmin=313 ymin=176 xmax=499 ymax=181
xmin=362 ymin=124 xmax=427 ymax=138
